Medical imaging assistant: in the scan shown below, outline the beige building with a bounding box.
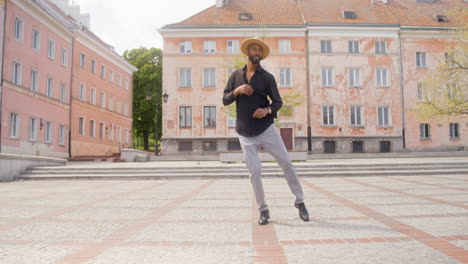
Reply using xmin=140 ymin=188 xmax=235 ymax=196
xmin=159 ymin=0 xmax=466 ymax=155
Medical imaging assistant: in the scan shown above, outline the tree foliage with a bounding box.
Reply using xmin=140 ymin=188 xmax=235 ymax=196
xmin=412 ymin=1 xmax=468 ymax=120
xmin=123 ymin=47 xmax=162 ymax=150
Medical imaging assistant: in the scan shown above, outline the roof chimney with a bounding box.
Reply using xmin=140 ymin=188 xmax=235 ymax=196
xmin=216 ymin=0 xmax=229 ymax=8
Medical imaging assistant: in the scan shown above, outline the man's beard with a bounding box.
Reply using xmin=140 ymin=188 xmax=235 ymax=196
xmin=248 ymin=54 xmax=262 ymax=64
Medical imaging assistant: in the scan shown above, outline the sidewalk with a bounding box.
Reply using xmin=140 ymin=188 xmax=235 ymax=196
xmin=0 ymin=172 xmax=467 ymax=263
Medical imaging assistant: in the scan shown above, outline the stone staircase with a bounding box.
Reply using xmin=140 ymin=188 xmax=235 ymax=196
xmin=16 ymin=159 xmax=468 ymax=180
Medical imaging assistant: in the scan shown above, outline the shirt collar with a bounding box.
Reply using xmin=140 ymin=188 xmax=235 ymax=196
xmin=242 ymin=64 xmax=264 ymax=74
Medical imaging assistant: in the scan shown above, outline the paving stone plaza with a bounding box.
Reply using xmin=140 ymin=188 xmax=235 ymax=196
xmin=0 ymin=160 xmax=467 ymax=263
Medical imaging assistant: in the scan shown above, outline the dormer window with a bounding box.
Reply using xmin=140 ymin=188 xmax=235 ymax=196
xmin=434 ymin=15 xmax=448 ymax=23
xmin=239 ymin=13 xmax=253 ymax=21
xmin=342 ymin=11 xmax=356 ymax=19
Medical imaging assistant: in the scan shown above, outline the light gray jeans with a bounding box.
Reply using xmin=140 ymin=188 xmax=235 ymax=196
xmin=238 ymin=124 xmax=304 ymax=212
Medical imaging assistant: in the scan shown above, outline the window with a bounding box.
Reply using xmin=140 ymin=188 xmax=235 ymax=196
xmin=79 ymin=83 xmax=86 ymax=101
xmin=61 ymin=48 xmax=67 ymax=66
xmin=91 ymin=60 xmax=96 ymax=73
xmin=124 ymin=103 xmax=129 ymax=116
xmin=29 ymin=118 xmax=37 ymax=141
xmin=59 ymin=125 xmax=65 ymax=146
xmin=377 ymin=106 xmax=390 ymax=126
xmin=342 ymin=11 xmax=356 ymax=19
xmin=350 ymin=106 xmax=362 ymax=126
xmin=434 ymin=15 xmax=448 ymax=23
xmin=180 ymin=40 xmax=192 ymax=53
xmin=376 ymin=68 xmax=389 ymax=87
xmin=117 ymin=74 xmax=122 ymax=86
xmin=417 ymin=83 xmax=424 ymax=101
xmin=349 ymin=68 xmax=361 ymax=87
xmin=32 ymin=29 xmax=40 ymax=50
xmin=109 ymin=97 xmax=114 ymax=111
xmin=90 ymin=87 xmax=96 ymax=105
xmin=321 ymin=40 xmax=332 ymax=53
xmin=110 ymin=70 xmax=114 ymax=82
xmin=179 ymin=106 xmax=192 ymax=127
xmin=80 ymin=53 xmax=86 ymax=68
xmin=45 ymin=122 xmax=52 ymax=143
xmin=48 ymin=39 xmax=55 ymax=59
xmin=179 ymin=68 xmax=192 ymax=88
xmin=125 ymin=78 xmax=129 ymax=89
xmin=100 ymin=92 xmax=106 ymax=108
xmin=375 ymin=40 xmax=386 ymax=54
xmin=420 ymin=123 xmax=430 ymax=139
xmin=203 ymin=40 xmax=216 ymax=53
xmin=178 ymin=141 xmax=193 ymax=151
xmin=14 ymin=17 xmax=24 ymax=41
xmin=227 ymin=40 xmax=239 ymax=53
xmin=228 ymin=140 xmax=241 ymax=150
xmin=89 ymin=120 xmax=95 ymax=138
xmin=204 ymin=106 xmax=216 ymax=127
xmin=203 ymin=68 xmax=216 ymax=87
xmin=117 ymin=102 xmax=121 ymax=113
xmin=31 ymin=70 xmax=39 ymax=92
xmin=324 ymin=141 xmax=336 ymax=153
xmin=99 ymin=122 xmax=104 ymax=139
xmin=279 ymin=67 xmax=292 ymax=87
xmin=117 ymin=127 xmax=121 ymax=142
xmin=109 ymin=125 xmax=114 ymax=141
xmin=349 ymin=40 xmax=359 ymax=54
xmin=203 ymin=141 xmax=217 ymax=151
xmin=322 ymin=106 xmax=335 ymax=126
xmin=100 ymin=65 xmax=106 ymax=78
xmin=321 ymin=68 xmax=333 ymax=86
xmin=12 ymin=61 xmax=22 ymax=85
xmin=10 ymin=113 xmax=20 ymax=138
xmin=124 ymin=129 xmax=129 ymax=144
xmin=46 ymin=78 xmax=53 ymax=98
xmin=416 ymin=52 xmax=427 ymax=68
xmin=227 ymin=114 xmax=236 ymax=128
xmin=352 ymin=141 xmax=364 ymax=153
xmin=60 ymin=83 xmax=66 ymax=103
xmin=78 ymin=117 xmax=85 ymax=136
xmin=279 ymin=39 xmax=291 ymax=53
xmin=447 ymin=83 xmax=456 ymax=99
xmin=449 ymin=123 xmax=460 ymax=139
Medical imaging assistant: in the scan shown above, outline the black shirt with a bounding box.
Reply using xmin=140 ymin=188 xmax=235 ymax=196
xmin=223 ymin=64 xmax=283 ymax=137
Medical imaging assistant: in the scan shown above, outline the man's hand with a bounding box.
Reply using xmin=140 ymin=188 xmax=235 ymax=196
xmin=234 ymin=84 xmax=253 ymax=97
xmin=253 ymin=108 xmax=269 ymax=119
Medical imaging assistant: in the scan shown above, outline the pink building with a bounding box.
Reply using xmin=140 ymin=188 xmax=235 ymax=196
xmin=0 ymin=0 xmax=136 ymax=158
xmin=159 ymin=0 xmax=467 ymax=155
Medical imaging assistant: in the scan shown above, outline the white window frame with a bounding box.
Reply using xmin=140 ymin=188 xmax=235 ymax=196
xmin=48 ymin=39 xmax=55 ymax=59
xmin=99 ymin=122 xmax=105 ymax=139
xmin=117 ymin=127 xmax=121 ymax=142
xmin=349 ymin=40 xmax=359 ymax=54
xmin=203 ymin=40 xmax=216 ymax=53
xmin=124 ymin=103 xmax=129 ymax=116
xmin=204 ymin=106 xmax=216 ymax=127
xmin=322 ymin=105 xmax=335 ymax=126
xmin=321 ymin=40 xmax=332 ymax=53
xmin=109 ymin=125 xmax=114 ymax=141
xmin=203 ymin=68 xmax=216 ymax=88
xmin=180 ymin=40 xmax=192 ymax=54
xmin=279 ymin=67 xmax=292 ymax=87
xmin=91 ymin=59 xmax=96 ymax=73
xmin=14 ymin=17 xmax=24 ymax=41
xmin=59 ymin=125 xmax=65 ymax=146
xmin=89 ymin=119 xmax=95 ymax=138
xmin=350 ymin=106 xmax=363 ymax=126
xmin=125 ymin=78 xmax=129 ymax=90
xmin=110 ymin=70 xmax=114 ymax=82
xmin=376 ymin=68 xmax=389 ymax=87
xmin=419 ymin=123 xmax=430 ymax=139
xmin=179 ymin=106 xmax=192 ymax=128
xmin=377 ymin=106 xmax=391 ymax=127
xmin=227 ymin=40 xmax=239 ymax=53
xmin=31 ymin=69 xmax=39 ymax=92
xmin=61 ymin=48 xmax=68 ymax=66
xmin=179 ymin=68 xmax=192 ymax=88
xmin=321 ymin=68 xmax=334 ymax=87
xmin=416 ymin=51 xmax=428 ymax=68
xmin=79 ymin=83 xmax=86 ymax=101
xmin=449 ymin=123 xmax=460 ymax=139
xmin=32 ymin=28 xmax=41 ymax=50
xmin=10 ymin=113 xmax=20 ymax=138
xmin=45 ymin=122 xmax=52 ymax=144
xmin=109 ymin=96 xmax=114 ymax=111
xmin=78 ymin=117 xmax=85 ymax=136
xmin=349 ymin=68 xmax=361 ymax=87
xmin=12 ymin=61 xmax=22 ymax=85
xmin=124 ymin=128 xmax=129 ymax=144
xmin=60 ymin=83 xmax=66 ymax=103
xmin=100 ymin=64 xmax=106 ymax=78
xmin=29 ymin=118 xmax=37 ymax=141
xmin=279 ymin=39 xmax=291 ymax=53
xmin=375 ymin=40 xmax=386 ymax=54
xmin=80 ymin=53 xmax=86 ymax=68
xmin=100 ymin=92 xmax=106 ymax=108
xmin=90 ymin=87 xmax=96 ymax=105
xmin=117 ymin=74 xmax=122 ymax=86
xmin=46 ymin=77 xmax=53 ymax=98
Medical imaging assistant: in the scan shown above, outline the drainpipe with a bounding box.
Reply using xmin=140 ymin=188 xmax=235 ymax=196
xmin=68 ymin=37 xmax=75 ymax=158
xmin=305 ymin=29 xmax=312 ymax=153
xmin=0 ymin=0 xmax=8 ymax=153
xmin=398 ymin=31 xmax=406 ymax=149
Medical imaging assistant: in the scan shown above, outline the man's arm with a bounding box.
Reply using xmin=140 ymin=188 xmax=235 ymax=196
xmin=223 ymin=73 xmax=236 ymax=106
xmin=267 ymin=74 xmax=282 ymax=118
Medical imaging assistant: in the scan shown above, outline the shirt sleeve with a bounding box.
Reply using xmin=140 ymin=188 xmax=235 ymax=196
xmin=223 ymin=72 xmax=236 ymax=106
xmin=267 ymin=74 xmax=282 ymax=118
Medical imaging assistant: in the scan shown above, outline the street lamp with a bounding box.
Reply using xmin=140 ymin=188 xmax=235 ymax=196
xmin=154 ymin=91 xmax=169 ymax=156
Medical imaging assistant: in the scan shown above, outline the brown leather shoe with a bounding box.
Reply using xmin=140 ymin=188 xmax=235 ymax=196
xmin=258 ymin=210 xmax=270 ymax=225
xmin=295 ymin=203 xmax=309 ymax=222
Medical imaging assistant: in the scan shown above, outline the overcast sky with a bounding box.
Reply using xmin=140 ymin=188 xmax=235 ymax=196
xmin=72 ymin=0 xmax=216 ymax=55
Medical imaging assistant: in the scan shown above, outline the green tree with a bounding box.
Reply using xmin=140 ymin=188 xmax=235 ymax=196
xmin=123 ymin=47 xmax=162 ymax=150
xmin=412 ymin=1 xmax=467 ymax=119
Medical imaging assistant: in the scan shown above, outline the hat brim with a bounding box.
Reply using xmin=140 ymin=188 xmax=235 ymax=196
xmin=240 ymin=38 xmax=270 ymax=59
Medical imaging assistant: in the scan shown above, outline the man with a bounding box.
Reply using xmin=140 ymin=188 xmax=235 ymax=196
xmin=222 ymin=37 xmax=309 ymax=225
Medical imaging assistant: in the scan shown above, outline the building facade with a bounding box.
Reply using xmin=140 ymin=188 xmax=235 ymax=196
xmin=0 ymin=0 xmax=136 ymax=158
xmin=159 ymin=0 xmax=467 ymax=155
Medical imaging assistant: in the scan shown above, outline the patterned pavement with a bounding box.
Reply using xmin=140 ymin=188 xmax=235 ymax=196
xmin=0 ymin=174 xmax=467 ymax=264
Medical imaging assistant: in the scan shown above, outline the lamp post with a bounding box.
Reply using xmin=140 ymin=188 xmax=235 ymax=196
xmin=154 ymin=91 xmax=169 ymax=156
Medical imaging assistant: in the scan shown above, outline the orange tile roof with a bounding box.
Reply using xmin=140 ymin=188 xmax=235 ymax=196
xmin=165 ymin=0 xmax=462 ymax=28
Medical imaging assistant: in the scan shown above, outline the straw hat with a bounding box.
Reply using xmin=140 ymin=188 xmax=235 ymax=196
xmin=240 ymin=36 xmax=270 ymax=59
